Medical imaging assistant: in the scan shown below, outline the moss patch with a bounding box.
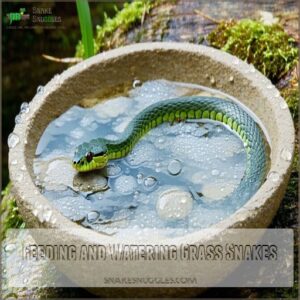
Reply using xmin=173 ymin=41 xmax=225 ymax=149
xmin=207 ymin=19 xmax=298 ymax=82
xmin=76 ymin=0 xmax=152 ymax=57
xmin=1 ymin=183 xmax=25 ymax=241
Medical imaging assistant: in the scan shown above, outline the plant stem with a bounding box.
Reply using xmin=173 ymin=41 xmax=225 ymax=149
xmin=76 ymin=0 xmax=94 ymax=58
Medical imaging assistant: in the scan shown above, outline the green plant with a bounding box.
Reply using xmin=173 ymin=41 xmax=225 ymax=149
xmin=1 ymin=184 xmax=25 ymax=241
xmin=207 ymin=19 xmax=298 ymax=82
xmin=76 ymin=0 xmax=94 ymax=58
xmin=76 ymin=0 xmax=151 ymax=57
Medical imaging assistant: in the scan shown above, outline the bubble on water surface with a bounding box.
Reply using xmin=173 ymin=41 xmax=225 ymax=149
xmin=156 ymin=187 xmax=193 ymax=221
xmin=127 ymin=142 xmax=158 ymax=165
xmin=87 ymin=211 xmax=100 ymax=223
xmin=8 ymin=133 xmax=20 ymax=148
xmin=167 ymin=159 xmax=182 ymax=175
xmin=114 ymin=175 xmax=137 ymax=194
xmin=106 ymin=163 xmax=122 ymax=177
xmin=143 ymin=176 xmax=157 ymax=190
xmin=50 ymin=195 xmax=94 ymax=221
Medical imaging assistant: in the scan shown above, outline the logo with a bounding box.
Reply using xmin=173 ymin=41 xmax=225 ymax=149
xmin=6 ymin=8 xmax=30 ymax=24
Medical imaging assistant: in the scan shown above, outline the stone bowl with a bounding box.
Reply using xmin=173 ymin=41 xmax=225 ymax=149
xmin=8 ymin=43 xmax=295 ymax=297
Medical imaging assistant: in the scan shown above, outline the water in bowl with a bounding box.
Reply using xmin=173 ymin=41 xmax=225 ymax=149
xmin=34 ymin=79 xmax=264 ymax=239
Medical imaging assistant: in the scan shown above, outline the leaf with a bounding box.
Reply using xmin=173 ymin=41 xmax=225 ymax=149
xmin=76 ymin=0 xmax=94 ymax=58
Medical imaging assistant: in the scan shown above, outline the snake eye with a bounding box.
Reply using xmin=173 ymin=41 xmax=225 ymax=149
xmin=86 ymin=151 xmax=94 ymax=162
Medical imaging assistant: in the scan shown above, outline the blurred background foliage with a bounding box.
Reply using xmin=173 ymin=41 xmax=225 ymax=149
xmin=2 ymin=1 xmax=124 ymax=187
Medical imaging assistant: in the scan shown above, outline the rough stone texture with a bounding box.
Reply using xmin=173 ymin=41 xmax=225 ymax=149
xmin=8 ymin=43 xmax=295 ymax=297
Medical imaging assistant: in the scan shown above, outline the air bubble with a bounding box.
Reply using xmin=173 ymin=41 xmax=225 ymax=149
xmin=167 ymin=159 xmax=182 ymax=176
xmin=229 ymin=76 xmax=234 ymax=83
xmin=87 ymin=211 xmax=100 ymax=223
xmin=8 ymin=133 xmax=20 ymax=148
xmin=114 ymin=175 xmax=137 ymax=194
xmin=137 ymin=173 xmax=144 ymax=184
xmin=144 ymin=176 xmax=157 ymax=189
xmin=280 ymin=148 xmax=292 ymax=161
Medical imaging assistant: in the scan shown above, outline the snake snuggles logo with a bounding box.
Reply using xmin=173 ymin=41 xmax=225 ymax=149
xmin=6 ymin=8 xmax=30 ymax=24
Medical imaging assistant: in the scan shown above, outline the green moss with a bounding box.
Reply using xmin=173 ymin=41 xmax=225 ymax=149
xmin=207 ymin=19 xmax=298 ymax=82
xmin=1 ymin=183 xmax=25 ymax=241
xmin=76 ymin=0 xmax=152 ymax=57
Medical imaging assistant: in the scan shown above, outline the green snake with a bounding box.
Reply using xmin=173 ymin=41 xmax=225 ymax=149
xmin=73 ymin=96 xmax=267 ymax=195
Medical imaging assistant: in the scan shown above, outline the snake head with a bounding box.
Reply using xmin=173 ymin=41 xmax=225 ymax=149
xmin=73 ymin=139 xmax=108 ymax=172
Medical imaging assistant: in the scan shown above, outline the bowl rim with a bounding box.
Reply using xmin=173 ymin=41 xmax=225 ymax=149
xmin=8 ymin=42 xmax=295 ymax=245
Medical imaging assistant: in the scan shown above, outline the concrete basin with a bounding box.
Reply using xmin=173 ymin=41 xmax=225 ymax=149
xmin=8 ymin=43 xmax=295 ymax=297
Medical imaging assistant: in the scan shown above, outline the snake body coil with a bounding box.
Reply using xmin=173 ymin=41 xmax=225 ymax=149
xmin=73 ymin=96 xmax=267 ymax=199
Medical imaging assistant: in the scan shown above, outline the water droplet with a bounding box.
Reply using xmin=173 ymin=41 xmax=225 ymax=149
xmin=23 ymin=278 xmax=28 ymax=284
xmin=133 ymin=191 xmax=140 ymax=199
xmin=133 ymin=79 xmax=142 ymax=88
xmin=268 ymin=171 xmax=280 ymax=182
xmin=43 ymin=208 xmax=53 ymax=222
xmin=53 ymin=74 xmax=61 ymax=82
xmin=15 ymin=114 xmax=22 ymax=124
xmin=10 ymin=159 xmax=18 ymax=165
xmin=167 ymin=159 xmax=182 ymax=175
xmin=4 ymin=243 xmax=16 ymax=252
xmin=274 ymin=91 xmax=280 ymax=98
xmin=280 ymin=148 xmax=292 ymax=161
xmin=16 ymin=173 xmax=23 ymax=182
xmin=249 ymin=64 xmax=256 ymax=73
xmin=87 ymin=211 xmax=100 ymax=223
xmin=137 ymin=173 xmax=144 ymax=184
xmin=37 ymin=85 xmax=44 ymax=95
xmin=8 ymin=133 xmax=20 ymax=148
xmin=211 ymin=169 xmax=220 ymax=176
xmin=280 ymin=101 xmax=288 ymax=109
xmin=229 ymin=76 xmax=234 ymax=83
xmin=233 ymin=58 xmax=240 ymax=65
xmin=144 ymin=176 xmax=157 ymax=188
xmin=210 ymin=76 xmax=216 ymax=85
xmin=20 ymin=102 xmax=29 ymax=114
